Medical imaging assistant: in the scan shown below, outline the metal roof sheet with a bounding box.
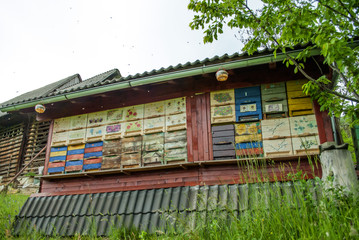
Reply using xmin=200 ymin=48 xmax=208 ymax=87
xmin=13 ymin=181 xmax=322 ymax=236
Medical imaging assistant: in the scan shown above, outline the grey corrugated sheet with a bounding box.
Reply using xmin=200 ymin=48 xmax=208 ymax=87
xmin=13 ymin=181 xmax=322 ymax=236
xmin=0 ymin=74 xmax=82 ymax=108
xmin=1 ymin=49 xmax=275 ymax=109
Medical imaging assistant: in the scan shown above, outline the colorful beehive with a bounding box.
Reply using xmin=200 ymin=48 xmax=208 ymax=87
xmin=165 ymin=97 xmax=187 ymax=131
xmin=142 ymin=133 xmax=164 ymax=165
xmin=65 ymin=144 xmax=85 ymax=173
xmin=289 ymin=114 xmax=319 ymax=155
xmin=69 ymin=114 xmax=88 ymax=130
xmin=286 ymin=79 xmax=313 ymax=116
xmin=104 ymin=123 xmax=124 ymax=140
xmin=235 ymin=86 xmax=262 ymax=122
xmin=87 ymin=111 xmax=107 ymax=128
xmin=106 ymin=108 xmax=125 ymax=124
xmin=164 ymin=130 xmax=187 ymax=163
xmin=124 ymin=104 xmax=144 ymax=121
xmin=86 ymin=125 xmax=106 ymax=142
xmin=102 ymin=139 xmax=121 ymax=170
xmin=212 ymin=124 xmax=236 ymax=160
xmin=235 ymin=122 xmax=263 ymax=158
xmin=83 ymin=141 xmax=103 ymax=171
xmin=121 ymin=136 xmax=142 ymax=167
xmin=48 ymin=146 xmax=67 ymax=174
xmin=144 ymin=117 xmax=165 ymax=134
xmin=123 ymin=120 xmax=143 ymax=137
xmin=261 ymin=82 xmax=288 ymax=119
xmin=210 ymin=89 xmax=236 ymax=124
xmin=261 ymin=118 xmax=293 ymax=157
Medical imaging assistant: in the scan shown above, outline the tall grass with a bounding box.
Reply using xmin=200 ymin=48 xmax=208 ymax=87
xmin=0 ymin=193 xmax=29 ymax=239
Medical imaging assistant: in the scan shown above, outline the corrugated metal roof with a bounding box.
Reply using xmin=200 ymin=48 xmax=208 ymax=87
xmin=13 ymin=181 xmax=322 ymax=236
xmin=1 ymin=74 xmax=82 ymax=107
xmin=0 ymin=50 xmax=268 ymax=109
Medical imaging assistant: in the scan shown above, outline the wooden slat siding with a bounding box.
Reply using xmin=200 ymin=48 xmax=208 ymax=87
xmin=0 ymin=123 xmax=25 ymax=184
xmin=186 ymin=93 xmax=213 ymax=162
xmin=186 ymin=97 xmax=194 ymax=162
xmin=206 ymin=93 xmax=214 ymax=161
xmin=313 ymin=101 xmax=334 ymax=144
xmin=36 ymin=158 xmax=321 ymax=196
xmin=196 ymin=94 xmax=204 ymax=161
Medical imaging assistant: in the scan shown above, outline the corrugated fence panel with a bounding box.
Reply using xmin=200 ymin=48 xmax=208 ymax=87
xmin=13 ymin=181 xmax=323 ymax=236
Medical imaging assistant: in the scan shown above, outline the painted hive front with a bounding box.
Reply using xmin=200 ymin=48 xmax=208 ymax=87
xmin=210 ymin=89 xmax=236 ymax=123
xmin=212 ymin=124 xmax=236 ymax=160
xmin=235 ymin=86 xmax=262 ymax=122
xmin=261 ymin=82 xmax=288 ymax=119
xmin=286 ymin=79 xmax=314 ymax=116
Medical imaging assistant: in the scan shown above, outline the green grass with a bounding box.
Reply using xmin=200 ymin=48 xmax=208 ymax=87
xmin=0 ymin=193 xmax=29 ymax=239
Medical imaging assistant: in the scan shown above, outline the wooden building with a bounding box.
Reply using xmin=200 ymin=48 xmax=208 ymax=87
xmin=2 ymin=48 xmax=335 ymax=235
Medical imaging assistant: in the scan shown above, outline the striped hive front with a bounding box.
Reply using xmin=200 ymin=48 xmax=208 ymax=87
xmin=235 ymin=122 xmax=263 ymax=158
xmin=65 ymin=144 xmax=85 ymax=173
xmin=83 ymin=141 xmax=103 ymax=171
xmin=286 ymin=79 xmax=314 ymax=116
xmin=48 ymin=146 xmax=67 ymax=174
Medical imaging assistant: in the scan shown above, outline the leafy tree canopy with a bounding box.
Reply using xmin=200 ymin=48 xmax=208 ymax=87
xmin=188 ymin=0 xmax=359 ymax=123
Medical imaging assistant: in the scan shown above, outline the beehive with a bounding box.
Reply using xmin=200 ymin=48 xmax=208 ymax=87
xmin=212 ymin=124 xmax=236 ymax=160
xmin=286 ymin=79 xmax=313 ymax=116
xmin=121 ymin=136 xmax=142 ymax=167
xmin=210 ymin=89 xmax=236 ymax=124
xmin=83 ymin=141 xmax=103 ymax=171
xmin=235 ymin=122 xmax=263 ymax=158
xmin=235 ymin=86 xmax=262 ymax=122
xmin=142 ymin=133 xmax=164 ymax=165
xmin=261 ymin=82 xmax=288 ymax=119
xmin=164 ymin=130 xmax=187 ymax=163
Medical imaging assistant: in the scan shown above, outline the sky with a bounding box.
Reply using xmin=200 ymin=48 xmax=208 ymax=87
xmin=0 ymin=0 xmax=245 ymax=104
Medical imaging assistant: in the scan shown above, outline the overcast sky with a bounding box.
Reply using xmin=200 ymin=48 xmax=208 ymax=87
xmin=0 ymin=0 xmax=245 ymax=104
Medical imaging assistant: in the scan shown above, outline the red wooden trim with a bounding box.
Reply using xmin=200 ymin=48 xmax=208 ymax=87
xmin=196 ymin=95 xmax=204 ymax=161
xmin=190 ymin=96 xmax=199 ymax=161
xmin=206 ymin=93 xmax=214 ymax=161
xmin=313 ymin=101 xmax=334 ymax=144
xmin=37 ymin=158 xmax=321 ymax=196
xmin=186 ymin=96 xmax=194 ymax=162
xmin=201 ymin=93 xmax=210 ymax=160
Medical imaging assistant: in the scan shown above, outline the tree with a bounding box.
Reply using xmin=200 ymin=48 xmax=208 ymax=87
xmin=188 ymin=0 xmax=359 ymax=123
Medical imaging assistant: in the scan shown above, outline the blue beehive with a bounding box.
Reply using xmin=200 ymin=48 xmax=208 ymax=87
xmin=235 ymin=86 xmax=262 ymax=122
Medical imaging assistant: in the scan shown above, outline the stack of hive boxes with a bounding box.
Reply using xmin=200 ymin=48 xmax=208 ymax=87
xmin=142 ymin=100 xmax=166 ymax=166
xmin=212 ymin=124 xmax=236 ymax=160
xmin=290 ymin=115 xmax=319 ymax=155
xmin=261 ymin=82 xmax=288 ymax=119
xmin=48 ymin=146 xmax=67 ymax=174
xmin=65 ymin=144 xmax=85 ymax=173
xmin=235 ymin=86 xmax=263 ymax=158
xmin=261 ymin=118 xmax=293 ymax=157
xmin=286 ymin=79 xmax=313 ymax=117
xmin=102 ymin=139 xmax=121 ymax=170
xmin=83 ymin=141 xmax=103 ymax=171
xmin=121 ymin=136 xmax=142 ymax=168
xmin=210 ymin=89 xmax=236 ymax=160
xmin=164 ymin=97 xmax=187 ymax=163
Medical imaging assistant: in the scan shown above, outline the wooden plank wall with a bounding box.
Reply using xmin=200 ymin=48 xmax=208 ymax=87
xmin=186 ymin=93 xmax=213 ymax=162
xmin=0 ymin=123 xmax=25 ymax=184
xmin=37 ymin=158 xmax=322 ymax=196
xmin=21 ymin=120 xmax=51 ymax=175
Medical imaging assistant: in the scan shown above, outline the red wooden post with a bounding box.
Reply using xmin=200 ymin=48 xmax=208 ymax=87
xmin=313 ymin=101 xmax=334 ymax=144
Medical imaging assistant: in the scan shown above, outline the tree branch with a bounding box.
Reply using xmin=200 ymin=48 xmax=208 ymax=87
xmin=317 ymin=0 xmax=359 ymax=25
xmin=336 ymin=0 xmax=359 ymax=25
xmin=331 ymin=62 xmax=359 ymax=100
xmin=242 ymin=1 xmax=359 ymax=103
